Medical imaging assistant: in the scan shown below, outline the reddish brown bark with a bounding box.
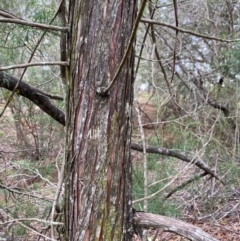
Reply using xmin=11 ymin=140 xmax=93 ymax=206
xmin=64 ymin=1 xmax=137 ymax=240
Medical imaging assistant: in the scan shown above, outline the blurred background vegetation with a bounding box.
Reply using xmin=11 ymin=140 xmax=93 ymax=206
xmin=1 ymin=0 xmax=240 ymax=240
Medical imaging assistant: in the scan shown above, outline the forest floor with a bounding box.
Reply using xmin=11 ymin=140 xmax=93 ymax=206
xmin=132 ymin=215 xmax=240 ymax=240
xmin=1 ymin=98 xmax=240 ymax=240
xmin=132 ymin=93 xmax=240 ymax=241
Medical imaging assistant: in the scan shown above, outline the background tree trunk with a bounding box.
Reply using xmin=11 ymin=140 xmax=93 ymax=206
xmin=64 ymin=1 xmax=137 ymax=240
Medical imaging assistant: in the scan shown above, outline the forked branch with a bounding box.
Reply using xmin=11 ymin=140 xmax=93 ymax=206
xmin=0 ymin=72 xmax=65 ymax=125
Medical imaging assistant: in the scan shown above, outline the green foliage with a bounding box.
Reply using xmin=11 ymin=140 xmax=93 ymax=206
xmin=1 ymin=0 xmax=240 ymax=239
xmin=219 ymin=159 xmax=240 ymax=187
xmin=10 ymin=201 xmax=40 ymax=237
xmin=14 ymin=225 xmax=27 ymax=236
xmin=1 ymin=156 xmax=56 ymax=238
xmin=0 ymin=1 xmax=64 ymax=231
xmin=133 ymin=159 xmax=180 ymax=216
xmin=14 ymin=158 xmax=56 ymax=181
xmin=219 ymin=42 xmax=240 ymax=79
xmin=133 ymin=137 xmax=179 ymax=216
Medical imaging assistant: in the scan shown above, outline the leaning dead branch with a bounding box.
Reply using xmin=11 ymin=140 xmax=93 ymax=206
xmin=131 ymin=142 xmax=221 ymax=181
xmin=133 ymin=212 xmax=220 ymax=241
xmin=165 ymin=172 xmax=207 ymax=199
xmin=0 ymin=72 xmax=65 ymax=125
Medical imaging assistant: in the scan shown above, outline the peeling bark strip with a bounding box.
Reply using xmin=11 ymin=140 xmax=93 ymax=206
xmin=65 ymin=1 xmax=137 ymax=240
xmin=133 ymin=212 xmax=220 ymax=241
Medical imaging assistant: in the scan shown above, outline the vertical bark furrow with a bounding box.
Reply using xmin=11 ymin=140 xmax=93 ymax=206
xmin=65 ymin=1 xmax=137 ymax=240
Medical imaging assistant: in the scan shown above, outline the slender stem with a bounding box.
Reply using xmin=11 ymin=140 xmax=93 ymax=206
xmin=98 ymin=0 xmax=148 ymax=95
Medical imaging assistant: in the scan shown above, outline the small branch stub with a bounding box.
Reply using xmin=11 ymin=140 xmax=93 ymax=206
xmin=96 ymin=87 xmax=110 ymax=97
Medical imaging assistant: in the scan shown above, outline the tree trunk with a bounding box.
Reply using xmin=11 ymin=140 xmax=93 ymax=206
xmin=64 ymin=1 xmax=137 ymax=240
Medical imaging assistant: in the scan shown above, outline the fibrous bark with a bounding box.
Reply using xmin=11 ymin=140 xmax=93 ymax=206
xmin=64 ymin=1 xmax=137 ymax=240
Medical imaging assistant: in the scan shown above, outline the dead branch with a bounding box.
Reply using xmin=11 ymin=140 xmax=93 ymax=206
xmin=0 ymin=61 xmax=68 ymax=71
xmin=131 ymin=142 xmax=221 ymax=181
xmin=191 ymin=78 xmax=236 ymax=132
xmin=133 ymin=212 xmax=220 ymax=241
xmin=141 ymin=18 xmax=240 ymax=42
xmin=165 ymin=172 xmax=207 ymax=199
xmin=0 ymin=17 xmax=68 ymax=31
xmin=0 ymin=183 xmax=52 ymax=202
xmin=0 ymin=72 xmax=65 ymax=126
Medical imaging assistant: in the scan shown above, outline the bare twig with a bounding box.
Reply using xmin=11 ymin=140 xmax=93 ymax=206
xmin=50 ymin=147 xmax=65 ymax=239
xmin=135 ymin=105 xmax=148 ymax=211
xmin=0 ymin=210 xmax=58 ymax=241
xmin=0 ymin=183 xmax=52 ymax=202
xmin=0 ymin=18 xmax=68 ymax=31
xmin=0 ymin=0 xmax=67 ymax=119
xmin=170 ymin=0 xmax=179 ymax=83
xmin=135 ymin=1 xmax=158 ymax=76
xmin=0 ymin=61 xmax=68 ymax=71
xmin=131 ymin=142 xmax=221 ymax=181
xmin=0 ymin=9 xmax=25 ymax=19
xmin=165 ymin=172 xmax=207 ymax=199
xmin=141 ymin=18 xmax=240 ymax=42
xmin=0 ymin=217 xmax=63 ymax=226
xmin=97 ymin=0 xmax=147 ymax=95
